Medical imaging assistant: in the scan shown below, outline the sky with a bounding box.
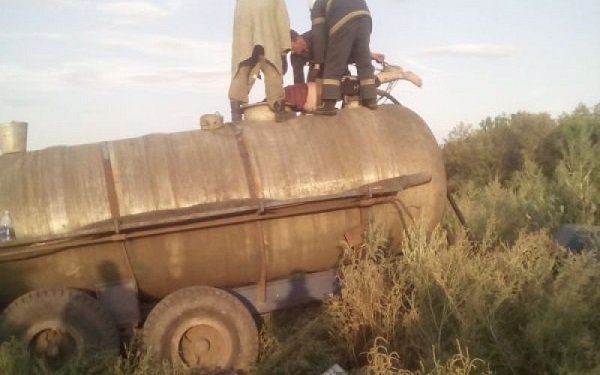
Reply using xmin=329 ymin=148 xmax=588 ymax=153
xmin=0 ymin=0 xmax=599 ymax=151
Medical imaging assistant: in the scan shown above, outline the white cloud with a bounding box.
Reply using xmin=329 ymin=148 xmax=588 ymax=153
xmin=99 ymin=34 xmax=228 ymax=58
xmin=385 ymin=53 xmax=442 ymax=75
xmin=95 ymin=33 xmax=231 ymax=71
xmin=0 ymin=60 xmax=228 ymax=95
xmin=56 ymin=60 xmax=228 ymax=90
xmin=47 ymin=0 xmax=179 ymax=14
xmin=418 ymin=44 xmax=519 ymax=57
xmin=129 ymin=66 xmax=229 ymax=86
xmin=47 ymin=0 xmax=92 ymax=10
xmin=97 ymin=1 xmax=172 ymax=24
xmin=0 ymin=31 xmax=67 ymax=40
xmin=0 ymin=64 xmax=59 ymax=88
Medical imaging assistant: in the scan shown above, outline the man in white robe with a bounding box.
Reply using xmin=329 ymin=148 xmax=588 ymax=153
xmin=228 ymin=0 xmax=291 ymax=122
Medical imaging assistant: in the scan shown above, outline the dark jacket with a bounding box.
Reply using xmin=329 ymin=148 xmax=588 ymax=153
xmin=310 ymin=0 xmax=371 ymax=64
xmin=290 ymin=31 xmax=313 ymax=83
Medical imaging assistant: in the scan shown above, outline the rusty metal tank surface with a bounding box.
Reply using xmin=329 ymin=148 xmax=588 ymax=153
xmin=0 ymin=105 xmax=446 ymax=305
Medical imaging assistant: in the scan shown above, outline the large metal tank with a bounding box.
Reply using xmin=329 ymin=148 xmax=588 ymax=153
xmin=0 ymin=104 xmax=446 ymax=305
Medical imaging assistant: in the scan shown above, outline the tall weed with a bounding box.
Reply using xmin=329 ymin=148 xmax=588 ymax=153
xmin=327 ymin=223 xmax=600 ymax=374
xmin=553 ymin=123 xmax=599 ymax=225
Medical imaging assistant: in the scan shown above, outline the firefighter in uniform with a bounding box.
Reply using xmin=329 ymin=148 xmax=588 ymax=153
xmin=310 ymin=0 xmax=377 ymax=116
xmin=290 ymin=29 xmax=387 ymax=84
xmin=228 ymin=0 xmax=291 ymax=122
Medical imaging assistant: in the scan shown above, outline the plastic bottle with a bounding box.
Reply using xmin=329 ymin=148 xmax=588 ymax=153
xmin=0 ymin=210 xmax=15 ymax=241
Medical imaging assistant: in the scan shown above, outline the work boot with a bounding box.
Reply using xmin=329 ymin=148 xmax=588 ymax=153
xmin=314 ymin=99 xmax=337 ymax=116
xmin=361 ymin=98 xmax=378 ymax=110
xmin=272 ymin=99 xmax=287 ymax=123
xmin=230 ymin=100 xmax=243 ymax=123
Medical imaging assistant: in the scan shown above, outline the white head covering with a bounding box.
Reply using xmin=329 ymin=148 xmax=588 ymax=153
xmin=308 ymin=0 xmax=317 ymax=10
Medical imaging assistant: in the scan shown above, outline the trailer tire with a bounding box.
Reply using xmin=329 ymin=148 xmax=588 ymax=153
xmin=143 ymin=286 xmax=258 ymax=372
xmin=0 ymin=288 xmax=120 ymax=368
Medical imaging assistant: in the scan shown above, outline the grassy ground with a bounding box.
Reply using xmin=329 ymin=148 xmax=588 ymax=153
xmin=3 ymin=222 xmax=597 ymax=375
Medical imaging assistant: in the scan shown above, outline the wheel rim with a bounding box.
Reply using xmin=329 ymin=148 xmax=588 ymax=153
xmin=172 ymin=317 xmax=235 ymax=369
xmin=26 ymin=322 xmax=82 ymax=368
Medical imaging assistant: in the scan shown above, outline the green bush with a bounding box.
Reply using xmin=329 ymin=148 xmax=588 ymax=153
xmin=326 ymin=224 xmax=600 ymax=375
xmin=445 ymin=103 xmax=600 ymax=242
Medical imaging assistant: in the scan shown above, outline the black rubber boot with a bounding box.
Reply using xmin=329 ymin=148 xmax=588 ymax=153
xmin=314 ymin=99 xmax=338 ymax=116
xmin=230 ymin=100 xmax=243 ymax=123
xmin=272 ymin=100 xmax=287 ymax=123
xmin=361 ymin=98 xmax=378 ymax=110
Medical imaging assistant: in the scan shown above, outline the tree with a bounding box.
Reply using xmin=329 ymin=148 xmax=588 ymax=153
xmin=443 ymin=112 xmax=557 ymax=191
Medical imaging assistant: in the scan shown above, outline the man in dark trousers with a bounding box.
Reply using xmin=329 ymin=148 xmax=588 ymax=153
xmin=290 ymin=29 xmax=385 ymax=84
xmin=310 ymin=0 xmax=377 ymax=115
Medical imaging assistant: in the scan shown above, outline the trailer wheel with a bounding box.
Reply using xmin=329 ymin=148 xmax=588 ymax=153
xmin=0 ymin=288 xmax=120 ymax=368
xmin=143 ymin=286 xmax=258 ymax=372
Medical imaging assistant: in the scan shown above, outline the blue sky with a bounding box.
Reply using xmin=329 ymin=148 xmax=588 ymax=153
xmin=1 ymin=0 xmax=599 ymax=151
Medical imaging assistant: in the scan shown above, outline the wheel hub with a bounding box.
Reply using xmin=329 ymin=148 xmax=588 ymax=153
xmin=30 ymin=328 xmax=77 ymax=368
xmin=177 ymin=321 xmax=234 ymax=369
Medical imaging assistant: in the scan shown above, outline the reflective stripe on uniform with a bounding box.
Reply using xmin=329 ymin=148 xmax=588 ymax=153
xmin=323 ymin=78 xmax=341 ymax=86
xmin=360 ymin=78 xmax=376 ymax=86
xmin=312 ymin=17 xmax=325 ymax=26
xmin=330 ymin=10 xmax=370 ymax=35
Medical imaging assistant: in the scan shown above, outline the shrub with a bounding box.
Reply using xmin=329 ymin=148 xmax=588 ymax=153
xmin=326 ymin=223 xmax=600 ymax=374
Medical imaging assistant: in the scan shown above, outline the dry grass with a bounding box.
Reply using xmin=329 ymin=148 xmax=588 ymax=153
xmin=0 ymin=336 xmax=186 ymax=375
xmin=325 ymin=222 xmax=600 ymax=374
xmin=249 ymin=306 xmax=342 ymax=375
xmin=2 ymin=223 xmax=599 ymax=375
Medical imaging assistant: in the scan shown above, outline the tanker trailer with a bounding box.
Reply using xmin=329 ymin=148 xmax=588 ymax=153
xmin=0 ymin=104 xmax=446 ymax=372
